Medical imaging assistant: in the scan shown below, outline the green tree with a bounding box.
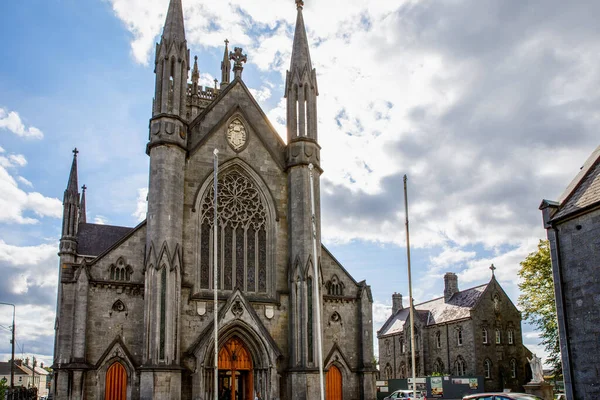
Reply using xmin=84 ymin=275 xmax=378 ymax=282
xmin=518 ymin=239 xmax=561 ymax=375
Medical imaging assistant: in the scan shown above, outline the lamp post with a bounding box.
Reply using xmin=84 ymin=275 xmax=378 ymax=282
xmin=0 ymin=302 xmax=15 ymax=389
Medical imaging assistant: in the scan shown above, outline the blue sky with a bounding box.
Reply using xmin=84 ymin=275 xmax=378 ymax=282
xmin=1 ymin=0 xmax=599 ymax=369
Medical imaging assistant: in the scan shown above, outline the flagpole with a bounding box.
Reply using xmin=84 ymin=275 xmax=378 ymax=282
xmin=404 ymin=175 xmax=417 ymax=399
xmin=213 ymin=148 xmax=219 ymax=400
xmin=308 ymin=163 xmax=325 ymax=400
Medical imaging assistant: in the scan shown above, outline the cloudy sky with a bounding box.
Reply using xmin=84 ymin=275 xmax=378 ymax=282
xmin=1 ymin=0 xmax=598 ymax=369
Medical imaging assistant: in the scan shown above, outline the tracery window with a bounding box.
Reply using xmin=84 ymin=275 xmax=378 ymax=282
xmin=110 ymin=258 xmax=132 ymax=281
xmin=399 ymin=362 xmax=406 ymax=379
xmin=454 ymin=355 xmax=466 ymax=376
xmin=199 ymin=168 xmax=268 ymax=293
xmin=385 ymin=364 xmax=393 ymax=380
xmin=326 ymin=275 xmax=344 ymax=296
xmin=433 ymin=358 xmax=444 ymax=374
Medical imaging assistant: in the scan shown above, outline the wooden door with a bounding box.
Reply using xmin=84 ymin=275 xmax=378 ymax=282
xmin=326 ymin=365 xmax=342 ymax=400
xmin=105 ymin=362 xmax=127 ymax=400
xmin=219 ymin=337 xmax=253 ymax=400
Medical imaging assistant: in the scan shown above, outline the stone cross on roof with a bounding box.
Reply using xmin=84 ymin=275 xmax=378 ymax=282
xmin=73 ymin=147 xmax=79 ymax=156
xmin=490 ymin=264 xmax=496 ymax=276
xmin=229 ymin=47 xmax=247 ymax=79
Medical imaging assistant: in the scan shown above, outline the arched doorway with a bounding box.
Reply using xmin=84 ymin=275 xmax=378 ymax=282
xmin=326 ymin=365 xmax=342 ymax=400
xmin=105 ymin=362 xmax=127 ymax=400
xmin=218 ymin=337 xmax=253 ymax=400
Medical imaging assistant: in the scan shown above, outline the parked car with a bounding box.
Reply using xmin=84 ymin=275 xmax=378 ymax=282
xmin=384 ymin=389 xmax=424 ymax=399
xmin=463 ymin=393 xmax=543 ymax=400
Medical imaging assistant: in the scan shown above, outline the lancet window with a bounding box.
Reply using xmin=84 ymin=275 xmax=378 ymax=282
xmin=199 ymin=168 xmax=268 ymax=293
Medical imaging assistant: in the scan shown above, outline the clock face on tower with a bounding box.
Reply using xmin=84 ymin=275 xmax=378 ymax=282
xmin=227 ymin=118 xmax=247 ymax=151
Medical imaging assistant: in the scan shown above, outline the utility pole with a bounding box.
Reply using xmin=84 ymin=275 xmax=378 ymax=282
xmin=0 ymin=302 xmax=15 ymax=389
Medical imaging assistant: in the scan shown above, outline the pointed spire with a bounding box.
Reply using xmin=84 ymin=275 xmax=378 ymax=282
xmin=221 ymin=39 xmax=231 ymax=87
xmin=191 ymin=55 xmax=199 ymax=95
xmin=66 ymin=148 xmax=79 ymax=195
xmin=290 ymin=0 xmax=313 ymax=75
xmin=161 ymin=0 xmax=186 ymax=44
xmin=79 ymin=185 xmax=87 ymax=224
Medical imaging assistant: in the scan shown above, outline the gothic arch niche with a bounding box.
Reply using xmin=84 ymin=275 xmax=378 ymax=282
xmin=194 ymin=160 xmax=277 ymax=296
xmin=193 ymin=321 xmax=280 ymax=400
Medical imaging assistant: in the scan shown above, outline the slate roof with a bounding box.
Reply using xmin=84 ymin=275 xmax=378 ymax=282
xmin=378 ymin=284 xmax=487 ymax=337
xmin=77 ymin=223 xmax=134 ymax=257
xmin=552 ymin=145 xmax=600 ymax=221
xmin=0 ymin=362 xmax=30 ymax=376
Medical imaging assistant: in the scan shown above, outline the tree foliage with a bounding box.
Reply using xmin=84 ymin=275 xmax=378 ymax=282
xmin=518 ymin=239 xmax=561 ymax=375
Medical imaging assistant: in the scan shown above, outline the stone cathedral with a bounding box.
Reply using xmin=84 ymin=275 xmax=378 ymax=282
xmin=52 ymin=1 xmax=376 ymax=399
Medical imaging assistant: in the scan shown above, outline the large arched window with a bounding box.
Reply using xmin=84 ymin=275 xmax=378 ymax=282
xmin=199 ymin=167 xmax=268 ymax=293
xmin=433 ymin=358 xmax=444 ymax=374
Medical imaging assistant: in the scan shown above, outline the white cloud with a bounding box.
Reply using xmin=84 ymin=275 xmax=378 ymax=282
xmin=17 ymin=176 xmax=33 ymax=188
xmin=0 ymin=163 xmax=62 ymax=224
xmin=94 ymin=215 xmax=109 ymax=225
xmin=132 ymin=188 xmax=148 ymax=222
xmin=249 ymin=87 xmax=272 ymax=103
xmin=0 ymin=108 xmax=44 ymax=139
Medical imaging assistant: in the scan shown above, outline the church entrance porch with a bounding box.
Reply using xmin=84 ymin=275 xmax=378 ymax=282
xmin=218 ymin=337 xmax=253 ymax=400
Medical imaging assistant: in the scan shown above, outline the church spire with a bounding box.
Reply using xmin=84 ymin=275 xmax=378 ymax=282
xmin=191 ymin=55 xmax=199 ymax=94
xmin=161 ymin=0 xmax=186 ymax=44
xmin=152 ymin=0 xmax=190 ymax=117
xmin=221 ymin=39 xmax=231 ymax=87
xmin=60 ymin=149 xmax=81 ymax=256
xmin=286 ymin=0 xmax=319 ymax=143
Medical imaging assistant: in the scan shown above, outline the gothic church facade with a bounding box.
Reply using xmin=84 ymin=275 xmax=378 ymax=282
xmin=52 ymin=1 xmax=376 ymax=399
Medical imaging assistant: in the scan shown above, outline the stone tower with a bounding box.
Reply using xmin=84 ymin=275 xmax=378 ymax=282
xmin=141 ymin=0 xmax=189 ymax=397
xmin=285 ymin=1 xmax=323 ymax=398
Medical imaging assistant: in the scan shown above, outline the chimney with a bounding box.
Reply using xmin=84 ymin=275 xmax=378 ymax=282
xmin=444 ymin=272 xmax=459 ymax=302
xmin=392 ymin=292 xmax=404 ymax=313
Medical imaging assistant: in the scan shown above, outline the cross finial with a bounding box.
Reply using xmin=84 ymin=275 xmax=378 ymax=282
xmin=490 ymin=264 xmax=496 ymax=276
xmin=82 ymin=184 xmax=87 ymax=191
xmin=73 ymin=148 xmax=79 ymax=157
xmin=296 ymin=0 xmax=304 ymax=10
xmin=229 ymin=47 xmax=248 ymax=79
xmin=225 ymin=38 xmax=229 ymax=46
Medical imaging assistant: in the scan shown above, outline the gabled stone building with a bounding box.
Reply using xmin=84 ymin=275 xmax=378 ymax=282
xmin=377 ymin=272 xmax=532 ymax=392
xmin=540 ymin=145 xmax=600 ymax=400
xmin=52 ymin=1 xmax=376 ymax=399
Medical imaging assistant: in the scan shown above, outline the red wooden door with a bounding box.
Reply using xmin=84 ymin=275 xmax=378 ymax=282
xmin=326 ymin=365 xmax=342 ymax=400
xmin=105 ymin=362 xmax=127 ymax=400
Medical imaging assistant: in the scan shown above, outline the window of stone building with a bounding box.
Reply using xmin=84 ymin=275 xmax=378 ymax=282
xmin=110 ymin=258 xmax=132 ymax=281
xmin=386 ymin=340 xmax=391 ymax=356
xmin=484 ymin=359 xmax=492 ymax=379
xmin=199 ymin=167 xmax=269 ymax=293
xmin=495 ymin=329 xmax=501 ymax=344
xmin=400 ymin=338 xmax=406 ymax=354
xmin=454 ymin=356 xmax=466 ymax=376
xmin=326 ymin=275 xmax=344 ymax=296
xmin=510 ymin=359 xmax=517 ymax=378
xmin=399 ymin=362 xmax=406 ymax=379
xmin=508 ymin=329 xmax=514 ymax=344
xmin=482 ymin=328 xmax=488 ymax=344
xmin=385 ymin=364 xmax=393 ymax=380
xmin=456 ymin=327 xmax=463 ymax=346
xmin=433 ymin=358 xmax=444 ymax=374
xmin=435 ymin=331 xmax=442 ymax=348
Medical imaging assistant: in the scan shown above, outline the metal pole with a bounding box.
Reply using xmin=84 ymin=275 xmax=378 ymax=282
xmin=308 ymin=164 xmax=325 ymax=400
xmin=0 ymin=302 xmax=15 ymax=389
xmin=403 ymin=175 xmax=417 ymax=399
xmin=213 ymin=149 xmax=219 ymax=400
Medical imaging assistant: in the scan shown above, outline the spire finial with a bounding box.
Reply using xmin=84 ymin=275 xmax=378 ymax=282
xmin=296 ymin=0 xmax=304 ymax=10
xmin=82 ymin=184 xmax=87 ymax=192
xmin=73 ymin=147 xmax=79 ymax=157
xmin=221 ymin=39 xmax=231 ymax=86
xmin=490 ymin=264 xmax=496 ymax=276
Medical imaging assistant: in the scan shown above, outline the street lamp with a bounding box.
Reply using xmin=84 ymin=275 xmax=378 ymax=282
xmin=0 ymin=302 xmax=15 ymax=389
